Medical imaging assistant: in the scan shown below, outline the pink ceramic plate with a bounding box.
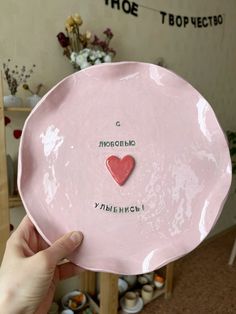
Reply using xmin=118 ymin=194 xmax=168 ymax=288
xmin=18 ymin=62 xmax=231 ymax=275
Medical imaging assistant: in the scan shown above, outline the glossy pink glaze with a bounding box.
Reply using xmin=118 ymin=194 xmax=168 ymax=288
xmin=18 ymin=62 xmax=232 ymax=275
xmin=106 ymin=155 xmax=135 ymax=186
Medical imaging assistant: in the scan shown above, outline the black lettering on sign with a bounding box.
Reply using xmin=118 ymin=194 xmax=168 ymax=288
xmin=176 ymin=15 xmax=182 ymax=27
xmin=112 ymin=0 xmax=120 ymax=9
xmin=122 ymin=0 xmax=131 ymax=14
xmin=202 ymin=17 xmax=208 ymax=27
xmin=213 ymin=15 xmax=218 ymax=26
xmin=208 ymin=16 xmax=213 ymax=26
xmin=160 ymin=11 xmax=224 ymax=28
xmin=183 ymin=16 xmax=189 ymax=27
xmin=169 ymin=13 xmax=174 ymax=26
xmin=191 ymin=17 xmax=197 ymax=27
xmin=218 ymin=15 xmax=223 ymax=24
xmin=105 ymin=0 xmax=139 ymax=17
xmin=131 ymin=2 xmax=138 ymax=17
xmin=197 ymin=17 xmax=202 ymax=28
xmin=160 ymin=11 xmax=166 ymax=24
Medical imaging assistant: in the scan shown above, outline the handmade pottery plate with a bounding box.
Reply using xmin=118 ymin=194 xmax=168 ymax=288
xmin=18 ymin=62 xmax=231 ymax=275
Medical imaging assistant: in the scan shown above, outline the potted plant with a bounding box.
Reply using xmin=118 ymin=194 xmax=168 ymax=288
xmin=57 ymin=13 xmax=116 ymax=71
xmin=23 ymin=83 xmax=43 ymax=108
xmin=2 ymin=60 xmax=35 ymax=107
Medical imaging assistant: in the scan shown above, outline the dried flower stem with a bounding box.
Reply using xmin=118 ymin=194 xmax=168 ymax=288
xmin=2 ymin=60 xmax=35 ymax=95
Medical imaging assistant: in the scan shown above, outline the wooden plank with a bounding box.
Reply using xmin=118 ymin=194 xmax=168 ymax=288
xmin=228 ymin=237 xmax=236 ymax=265
xmin=165 ymin=262 xmax=174 ymax=299
xmin=87 ymin=294 xmax=100 ymax=314
xmin=4 ymin=107 xmax=31 ymax=112
xmin=9 ymin=195 xmax=22 ymax=208
xmin=100 ymin=272 xmax=119 ymax=314
xmin=79 ymin=271 xmax=96 ymax=296
xmin=0 ymin=72 xmax=10 ymax=262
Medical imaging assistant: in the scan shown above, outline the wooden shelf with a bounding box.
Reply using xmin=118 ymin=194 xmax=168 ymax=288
xmin=9 ymin=195 xmax=22 ymax=208
xmin=4 ymin=106 xmax=32 ymax=112
xmin=85 ymin=266 xmax=172 ymax=314
xmin=87 ymin=294 xmax=100 ymax=313
xmin=3 ymin=105 xmax=30 ymax=208
xmin=87 ymin=286 xmax=166 ymax=314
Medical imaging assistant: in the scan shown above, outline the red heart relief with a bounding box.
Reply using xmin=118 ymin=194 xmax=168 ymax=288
xmin=106 ymin=155 xmax=135 ymax=186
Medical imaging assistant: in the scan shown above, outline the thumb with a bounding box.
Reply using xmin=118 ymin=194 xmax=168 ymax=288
xmin=44 ymin=231 xmax=83 ymax=264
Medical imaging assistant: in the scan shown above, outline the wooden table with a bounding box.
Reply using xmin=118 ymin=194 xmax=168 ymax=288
xmin=80 ymin=262 xmax=174 ymax=314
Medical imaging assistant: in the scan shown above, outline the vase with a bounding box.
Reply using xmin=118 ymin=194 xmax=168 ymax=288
xmin=3 ymin=95 xmax=22 ymax=107
xmin=26 ymin=94 xmax=41 ymax=108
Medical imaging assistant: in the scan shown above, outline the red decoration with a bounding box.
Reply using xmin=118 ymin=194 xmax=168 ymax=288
xmin=106 ymin=155 xmax=135 ymax=186
xmin=4 ymin=116 xmax=11 ymax=126
xmin=13 ymin=129 xmax=22 ymax=139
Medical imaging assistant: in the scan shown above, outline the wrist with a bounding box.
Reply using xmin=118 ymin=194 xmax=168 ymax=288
xmin=0 ymin=289 xmax=26 ymax=314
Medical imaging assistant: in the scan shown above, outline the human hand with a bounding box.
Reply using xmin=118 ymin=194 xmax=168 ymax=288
xmin=0 ymin=216 xmax=83 ymax=314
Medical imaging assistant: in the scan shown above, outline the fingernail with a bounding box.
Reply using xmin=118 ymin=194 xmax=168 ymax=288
xmin=70 ymin=231 xmax=83 ymax=245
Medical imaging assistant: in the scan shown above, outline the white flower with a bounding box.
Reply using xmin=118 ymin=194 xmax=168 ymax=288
xmin=80 ymin=61 xmax=91 ymax=69
xmin=89 ymin=54 xmax=96 ymax=61
xmin=92 ymin=50 xmax=101 ymax=60
xmin=95 ymin=59 xmax=102 ymax=65
xmin=80 ymin=49 xmax=89 ymax=58
xmin=76 ymin=54 xmax=87 ymax=66
xmin=103 ymin=54 xmax=112 ymax=63
xmin=70 ymin=48 xmax=112 ymax=69
xmin=82 ymin=48 xmax=90 ymax=54
xmin=70 ymin=52 xmax=77 ymax=63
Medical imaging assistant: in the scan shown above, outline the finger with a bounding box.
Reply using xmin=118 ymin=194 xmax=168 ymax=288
xmin=57 ymin=262 xmax=84 ymax=280
xmin=44 ymin=231 xmax=83 ymax=265
xmin=11 ymin=215 xmax=34 ymax=240
xmin=9 ymin=215 xmax=49 ymax=257
xmin=6 ymin=216 xmax=35 ymax=257
xmin=11 ymin=216 xmax=49 ymax=254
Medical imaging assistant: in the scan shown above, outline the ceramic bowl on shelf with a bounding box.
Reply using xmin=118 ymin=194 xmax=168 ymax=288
xmin=137 ymin=276 xmax=149 ymax=285
xmin=18 ymin=62 xmax=232 ymax=275
xmin=143 ymin=272 xmax=154 ymax=283
xmin=120 ymin=296 xmax=144 ymax=314
xmin=60 ymin=310 xmax=74 ymax=314
xmin=154 ymin=274 xmax=165 ymax=289
xmin=61 ymin=290 xmax=86 ymax=311
xmin=122 ymin=275 xmax=137 ymax=287
xmin=118 ymin=278 xmax=129 ymax=294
